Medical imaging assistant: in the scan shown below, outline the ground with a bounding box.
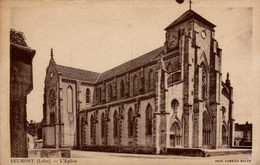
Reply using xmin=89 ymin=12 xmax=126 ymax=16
xmin=71 ymin=150 xmax=252 ymax=165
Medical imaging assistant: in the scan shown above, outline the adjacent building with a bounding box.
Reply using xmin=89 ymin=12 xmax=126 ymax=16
xmin=234 ymin=122 xmax=252 ymax=147
xmin=42 ymin=9 xmax=235 ymax=154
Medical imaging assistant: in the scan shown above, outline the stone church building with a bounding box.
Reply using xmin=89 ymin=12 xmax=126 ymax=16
xmin=42 ymin=10 xmax=235 ymax=154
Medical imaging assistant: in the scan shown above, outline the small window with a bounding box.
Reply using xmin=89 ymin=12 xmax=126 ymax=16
xmin=96 ymin=88 xmax=102 ymax=102
xmin=148 ymin=70 xmax=155 ymax=92
xmin=108 ymin=84 xmax=113 ymax=100
xmin=133 ymin=75 xmax=138 ymax=96
xmin=120 ymin=80 xmax=124 ymax=98
xmin=86 ymin=88 xmax=90 ymax=103
xmin=171 ymin=99 xmax=179 ymax=113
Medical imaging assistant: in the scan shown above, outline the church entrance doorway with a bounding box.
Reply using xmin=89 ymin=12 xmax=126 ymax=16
xmin=169 ymin=122 xmax=182 ymax=148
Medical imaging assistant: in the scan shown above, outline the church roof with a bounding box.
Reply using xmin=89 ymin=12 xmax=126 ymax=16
xmin=96 ymin=46 xmax=165 ymax=83
xmin=54 ymin=46 xmax=164 ymax=84
xmin=165 ymin=10 xmax=216 ymax=30
xmin=56 ymin=65 xmax=100 ymax=83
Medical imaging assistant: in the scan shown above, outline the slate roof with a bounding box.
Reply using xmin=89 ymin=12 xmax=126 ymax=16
xmin=56 ymin=65 xmax=100 ymax=83
xmin=55 ymin=46 xmax=164 ymax=83
xmin=96 ymin=46 xmax=165 ymax=83
xmin=165 ymin=10 xmax=215 ymax=30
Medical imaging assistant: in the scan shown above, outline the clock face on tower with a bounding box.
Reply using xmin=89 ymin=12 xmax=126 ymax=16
xmin=48 ymin=89 xmax=56 ymax=108
xmin=201 ymin=30 xmax=206 ymax=39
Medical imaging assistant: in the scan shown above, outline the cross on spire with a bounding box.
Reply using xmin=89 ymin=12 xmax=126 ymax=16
xmin=189 ymin=0 xmax=192 ymax=10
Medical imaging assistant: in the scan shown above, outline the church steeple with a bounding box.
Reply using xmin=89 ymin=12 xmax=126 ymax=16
xmin=50 ymin=48 xmax=54 ymax=59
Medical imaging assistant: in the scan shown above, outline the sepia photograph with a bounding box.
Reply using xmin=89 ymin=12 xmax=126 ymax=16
xmin=1 ymin=0 xmax=260 ymax=164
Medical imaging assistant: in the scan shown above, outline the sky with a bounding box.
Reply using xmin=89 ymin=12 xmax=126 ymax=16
xmin=10 ymin=0 xmax=256 ymax=124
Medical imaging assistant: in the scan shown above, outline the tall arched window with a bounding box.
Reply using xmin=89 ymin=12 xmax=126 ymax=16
xmin=128 ymin=108 xmax=134 ymax=137
xmin=81 ymin=116 xmax=86 ymax=147
xmin=113 ymin=111 xmax=119 ymax=138
xmin=90 ymin=115 xmax=95 ymax=142
xmin=146 ymin=104 xmax=153 ymax=136
xmin=67 ymin=86 xmax=73 ymax=113
xmin=167 ymin=63 xmax=173 ymax=84
xmin=222 ymin=125 xmax=228 ymax=145
xmin=203 ymin=111 xmax=212 ymax=146
xmin=108 ymin=84 xmax=113 ymax=100
xmin=148 ymin=70 xmax=154 ymax=92
xmin=86 ymin=88 xmax=90 ymax=103
xmin=120 ymin=80 xmax=124 ymax=98
xmin=133 ymin=75 xmax=138 ymax=96
xmin=101 ymin=113 xmax=105 ymax=139
xmin=201 ymin=64 xmax=207 ymax=100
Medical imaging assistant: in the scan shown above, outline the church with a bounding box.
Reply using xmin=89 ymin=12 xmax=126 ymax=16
xmin=42 ymin=9 xmax=235 ymax=154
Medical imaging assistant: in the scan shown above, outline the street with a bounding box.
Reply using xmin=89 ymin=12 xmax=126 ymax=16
xmin=71 ymin=150 xmax=252 ymax=165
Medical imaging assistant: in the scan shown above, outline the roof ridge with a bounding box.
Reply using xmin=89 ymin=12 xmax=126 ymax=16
xmin=96 ymin=46 xmax=164 ymax=83
xmin=165 ymin=9 xmax=215 ymax=30
xmin=56 ymin=64 xmax=100 ymax=74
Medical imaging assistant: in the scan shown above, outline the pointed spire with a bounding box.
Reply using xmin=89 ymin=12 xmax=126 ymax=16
xmin=226 ymin=72 xmax=231 ymax=86
xmin=50 ymin=48 xmax=53 ymax=59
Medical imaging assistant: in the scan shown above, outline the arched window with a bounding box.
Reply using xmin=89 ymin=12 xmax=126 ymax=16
xmin=120 ymin=80 xmax=124 ymax=98
xmin=86 ymin=88 xmax=90 ymax=103
xmin=108 ymin=84 xmax=113 ymax=100
xmin=133 ymin=75 xmax=138 ymax=96
xmin=90 ymin=115 xmax=95 ymax=142
xmin=128 ymin=108 xmax=134 ymax=137
xmin=201 ymin=64 xmax=207 ymax=100
xmin=167 ymin=63 xmax=174 ymax=84
xmin=167 ymin=63 xmax=173 ymax=73
xmin=146 ymin=104 xmax=153 ymax=136
xmin=67 ymin=86 xmax=73 ymax=113
xmin=171 ymin=99 xmax=179 ymax=114
xmin=221 ymin=107 xmax=226 ymax=121
xmin=113 ymin=111 xmax=119 ymax=138
xmin=81 ymin=116 xmax=86 ymax=147
xmin=148 ymin=70 xmax=154 ymax=92
xmin=222 ymin=125 xmax=228 ymax=145
xmin=101 ymin=113 xmax=105 ymax=138
xmin=203 ymin=111 xmax=212 ymax=146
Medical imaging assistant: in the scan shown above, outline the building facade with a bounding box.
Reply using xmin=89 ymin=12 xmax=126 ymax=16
xmin=234 ymin=122 xmax=252 ymax=147
xmin=42 ymin=10 xmax=234 ymax=154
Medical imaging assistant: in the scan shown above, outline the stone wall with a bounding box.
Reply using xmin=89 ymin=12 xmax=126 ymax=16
xmin=10 ymin=43 xmax=35 ymax=157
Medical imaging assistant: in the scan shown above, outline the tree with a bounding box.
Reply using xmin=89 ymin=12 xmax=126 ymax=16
xmin=10 ymin=29 xmax=28 ymax=47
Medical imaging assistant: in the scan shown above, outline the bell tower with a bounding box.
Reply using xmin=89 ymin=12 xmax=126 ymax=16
xmin=164 ymin=10 xmax=223 ymax=149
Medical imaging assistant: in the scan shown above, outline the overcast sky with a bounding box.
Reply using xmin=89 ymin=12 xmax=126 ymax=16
xmin=10 ymin=0 xmax=256 ymax=124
